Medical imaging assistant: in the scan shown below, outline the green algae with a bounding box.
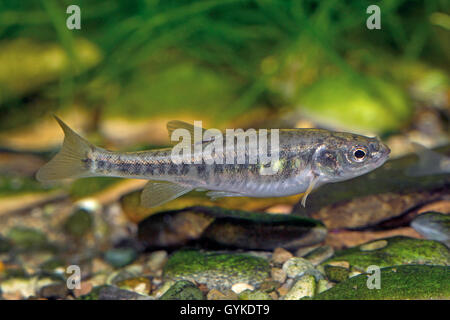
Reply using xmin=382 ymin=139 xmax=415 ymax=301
xmin=299 ymin=74 xmax=410 ymax=134
xmin=163 ymin=250 xmax=270 ymax=290
xmin=323 ymin=236 xmax=450 ymax=272
xmin=314 ymin=265 xmax=450 ymax=300
xmin=160 ymin=280 xmax=204 ymax=300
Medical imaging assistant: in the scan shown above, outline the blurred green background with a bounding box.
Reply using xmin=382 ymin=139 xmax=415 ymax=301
xmin=0 ymin=0 xmax=448 ymax=151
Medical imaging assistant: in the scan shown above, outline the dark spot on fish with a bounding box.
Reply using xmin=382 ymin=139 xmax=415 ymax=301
xmin=96 ymin=160 xmax=106 ymax=169
xmin=144 ymin=163 xmax=155 ymax=175
xmin=168 ymin=163 xmax=179 ymax=175
xmin=180 ymin=163 xmax=190 ymax=175
xmin=158 ymin=163 xmax=167 ymax=175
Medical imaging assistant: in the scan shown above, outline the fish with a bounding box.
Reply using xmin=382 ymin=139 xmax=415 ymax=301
xmin=405 ymin=142 xmax=450 ymax=177
xmin=411 ymin=212 xmax=450 ymax=248
xmin=36 ymin=116 xmax=390 ymax=208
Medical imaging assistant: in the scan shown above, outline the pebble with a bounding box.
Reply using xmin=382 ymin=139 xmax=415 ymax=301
xmin=282 ymin=257 xmax=315 ymax=278
xmin=207 ymin=289 xmax=227 ymax=300
xmin=284 ymin=275 xmax=316 ymax=300
xmin=146 ymin=250 xmax=168 ymax=272
xmin=238 ymin=289 xmax=272 ymax=300
xmin=259 ymin=280 xmax=280 ymax=293
xmin=303 ymin=245 xmax=334 ymax=265
xmin=271 ymin=267 xmax=287 ymax=283
xmin=272 ymin=247 xmax=293 ymax=265
xmin=231 ymin=283 xmax=254 ymax=294
xmin=276 ymin=278 xmax=294 ymax=297
xmin=116 ymin=277 xmax=152 ymax=295
xmin=295 ymin=245 xmax=320 ymax=257
xmin=104 ymin=248 xmax=138 ymax=268
xmin=206 ymin=289 xmax=238 ymax=300
xmin=360 ymin=240 xmax=388 ymax=251
xmin=73 ymin=281 xmax=93 ymax=298
xmin=39 ymin=282 xmax=68 ymax=299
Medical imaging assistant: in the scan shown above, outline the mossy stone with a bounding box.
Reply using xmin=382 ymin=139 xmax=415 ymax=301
xmin=64 ymin=209 xmax=93 ymax=238
xmin=159 ymin=280 xmax=204 ymax=300
xmin=163 ymin=250 xmax=270 ymax=290
xmin=324 ymin=265 xmax=350 ymax=283
xmin=238 ymin=289 xmax=272 ymax=300
xmin=314 ymin=265 xmax=450 ymax=299
xmin=322 ymin=236 xmax=450 ymax=271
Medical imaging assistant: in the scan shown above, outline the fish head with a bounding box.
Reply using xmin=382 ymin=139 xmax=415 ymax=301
xmin=313 ymin=133 xmax=390 ymax=182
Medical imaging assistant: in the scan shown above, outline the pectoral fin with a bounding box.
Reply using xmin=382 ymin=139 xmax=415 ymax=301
xmin=301 ymin=175 xmax=320 ymax=207
xmin=141 ymin=181 xmax=192 ymax=207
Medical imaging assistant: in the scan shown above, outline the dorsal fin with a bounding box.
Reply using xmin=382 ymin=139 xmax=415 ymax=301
xmin=167 ymin=120 xmax=214 ymax=146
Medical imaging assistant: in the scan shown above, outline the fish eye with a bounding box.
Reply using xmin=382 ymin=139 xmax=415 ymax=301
xmin=351 ymin=147 xmax=367 ymax=162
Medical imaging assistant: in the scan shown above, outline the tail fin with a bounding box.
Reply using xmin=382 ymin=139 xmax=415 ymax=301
xmin=36 ymin=116 xmax=95 ymax=182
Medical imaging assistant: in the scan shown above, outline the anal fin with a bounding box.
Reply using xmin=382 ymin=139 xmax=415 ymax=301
xmin=141 ymin=181 xmax=192 ymax=207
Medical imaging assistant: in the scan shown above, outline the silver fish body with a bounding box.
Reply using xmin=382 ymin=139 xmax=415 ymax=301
xmin=37 ymin=118 xmax=390 ymax=207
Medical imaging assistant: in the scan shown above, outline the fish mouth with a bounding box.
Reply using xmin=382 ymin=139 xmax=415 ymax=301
xmin=375 ymin=143 xmax=391 ymax=166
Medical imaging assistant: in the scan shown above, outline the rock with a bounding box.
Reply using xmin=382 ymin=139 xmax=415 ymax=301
xmin=153 ymin=280 xmax=174 ymax=298
xmin=322 ymin=236 xmax=450 ymax=272
xmin=238 ymin=289 xmax=272 ymax=300
xmin=0 ymin=277 xmax=36 ymax=299
xmin=138 ymin=206 xmax=326 ymax=250
xmin=79 ymin=285 xmax=152 ymax=300
xmin=360 ymin=240 xmax=388 ymax=251
xmin=271 ymin=248 xmax=293 ymax=265
xmin=231 ymin=283 xmax=254 ymax=294
xmin=104 ymin=248 xmax=138 ymax=268
xmin=146 ymin=250 xmax=168 ymax=272
xmin=6 ymin=227 xmax=49 ymax=251
xmin=159 ymin=281 xmax=204 ymax=300
xmin=207 ymin=289 xmax=226 ymax=300
xmin=163 ymin=250 xmax=270 ymax=291
xmin=411 ymin=212 xmax=450 ymax=247
xmin=284 ymin=275 xmax=316 ymax=300
xmin=295 ymin=245 xmax=320 ymax=257
xmin=73 ymin=281 xmax=93 ymax=298
xmin=63 ymin=208 xmax=93 ymax=238
xmin=317 ymin=279 xmax=334 ymax=294
xmin=39 ymin=282 xmax=68 ymax=299
xmin=259 ymin=280 xmax=280 ymax=293
xmin=324 ymin=265 xmax=350 ymax=283
xmin=303 ymin=245 xmax=334 ymax=265
xmin=271 ymin=268 xmax=287 ymax=283
xmin=315 ymin=265 xmax=450 ymax=299
xmin=282 ymin=257 xmax=316 ymax=279
xmin=293 ymin=145 xmax=450 ymax=229
xmin=116 ymin=277 xmax=152 ymax=296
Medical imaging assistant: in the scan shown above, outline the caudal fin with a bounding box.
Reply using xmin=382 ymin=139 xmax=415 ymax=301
xmin=36 ymin=116 xmax=95 ymax=182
